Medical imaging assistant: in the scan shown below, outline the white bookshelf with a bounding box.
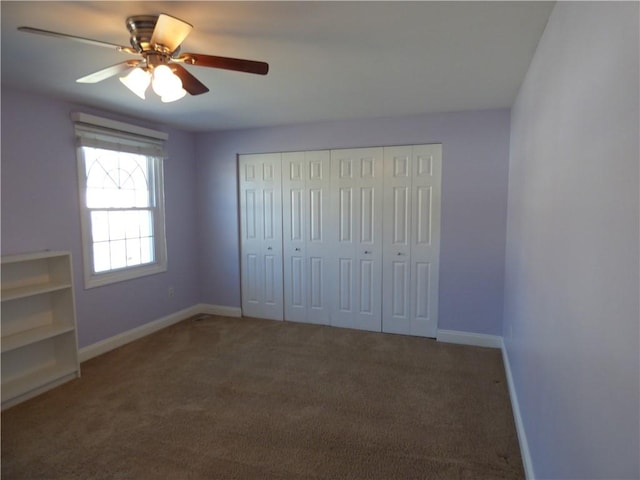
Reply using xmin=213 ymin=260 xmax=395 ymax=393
xmin=1 ymin=251 xmax=80 ymax=409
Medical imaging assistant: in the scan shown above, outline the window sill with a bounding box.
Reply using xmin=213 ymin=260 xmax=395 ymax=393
xmin=84 ymin=262 xmax=167 ymax=289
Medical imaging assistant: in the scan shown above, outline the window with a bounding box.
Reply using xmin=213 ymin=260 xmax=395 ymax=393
xmin=74 ymin=113 xmax=168 ymax=288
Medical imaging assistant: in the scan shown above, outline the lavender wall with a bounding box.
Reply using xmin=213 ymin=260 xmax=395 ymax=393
xmin=195 ymin=110 xmax=511 ymax=335
xmin=504 ymin=3 xmax=639 ymax=478
xmin=1 ymin=87 xmax=201 ymax=347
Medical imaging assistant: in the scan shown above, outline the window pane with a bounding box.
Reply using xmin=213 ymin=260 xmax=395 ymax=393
xmin=90 ymin=209 xmax=155 ymax=273
xmin=122 ymin=212 xmax=138 ymax=239
xmin=93 ymin=241 xmax=111 ymax=273
xmin=110 ymin=239 xmax=127 ymax=270
xmin=126 ymin=238 xmax=142 ymax=266
xmin=84 ymin=147 xmax=151 ymax=208
xmin=138 ymin=210 xmax=153 ymax=237
xmin=91 ymin=211 xmax=109 ymax=242
xmin=108 ymin=211 xmax=126 ymax=240
xmin=140 ymin=236 xmax=154 ymax=264
xmin=135 ymin=188 xmax=149 ymax=207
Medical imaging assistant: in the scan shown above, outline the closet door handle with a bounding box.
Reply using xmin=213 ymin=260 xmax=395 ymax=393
xmin=397 ymin=252 xmax=406 ymax=256
xmin=364 ymin=250 xmax=372 ymax=255
xmin=267 ymin=246 xmax=273 ymax=251
xmin=295 ymin=247 xmax=301 ymax=251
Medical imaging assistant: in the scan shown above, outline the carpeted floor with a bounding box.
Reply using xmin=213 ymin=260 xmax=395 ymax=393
xmin=2 ymin=315 xmax=523 ymax=479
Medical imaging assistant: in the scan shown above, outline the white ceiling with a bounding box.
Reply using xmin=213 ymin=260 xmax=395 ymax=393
xmin=1 ymin=1 xmax=553 ymax=132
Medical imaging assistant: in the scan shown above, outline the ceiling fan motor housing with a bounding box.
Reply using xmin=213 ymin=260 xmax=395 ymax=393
xmin=126 ymin=15 xmax=158 ymax=53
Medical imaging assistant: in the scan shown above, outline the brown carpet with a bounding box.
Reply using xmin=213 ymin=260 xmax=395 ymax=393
xmin=2 ymin=315 xmax=523 ymax=479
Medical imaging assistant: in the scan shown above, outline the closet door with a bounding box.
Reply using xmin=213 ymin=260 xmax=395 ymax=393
xmin=409 ymin=144 xmax=442 ymax=337
xmin=330 ymin=147 xmax=384 ymax=332
xmin=382 ymin=144 xmax=442 ymax=337
xmin=382 ymin=146 xmax=413 ymax=333
xmin=282 ymin=151 xmax=332 ymax=325
xmin=282 ymin=152 xmax=306 ymax=322
xmin=239 ymin=153 xmax=284 ymax=320
xmin=304 ymin=151 xmax=332 ymax=324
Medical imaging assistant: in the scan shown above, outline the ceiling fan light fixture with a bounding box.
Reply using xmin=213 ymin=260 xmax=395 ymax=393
xmin=161 ymin=88 xmax=187 ymax=103
xmin=119 ymin=67 xmax=151 ymax=99
xmin=151 ymin=64 xmax=183 ymax=98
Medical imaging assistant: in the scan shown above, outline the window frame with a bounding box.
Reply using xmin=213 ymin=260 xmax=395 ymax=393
xmin=73 ymin=113 xmax=168 ymax=289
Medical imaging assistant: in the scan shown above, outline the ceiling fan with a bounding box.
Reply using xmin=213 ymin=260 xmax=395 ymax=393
xmin=18 ymin=14 xmax=269 ymax=102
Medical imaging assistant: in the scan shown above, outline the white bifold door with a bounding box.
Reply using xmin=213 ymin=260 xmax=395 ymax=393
xmin=239 ymin=153 xmax=284 ymax=320
xmin=281 ymin=151 xmax=333 ymax=325
xmin=382 ymin=144 xmax=442 ymax=337
xmin=238 ymin=144 xmax=442 ymax=338
xmin=329 ymin=148 xmax=384 ymax=332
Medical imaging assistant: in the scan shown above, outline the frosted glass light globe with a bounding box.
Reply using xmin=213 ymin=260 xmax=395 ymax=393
xmin=119 ymin=68 xmax=151 ymax=99
xmin=161 ymin=88 xmax=187 ymax=103
xmin=152 ymin=65 xmax=182 ymax=98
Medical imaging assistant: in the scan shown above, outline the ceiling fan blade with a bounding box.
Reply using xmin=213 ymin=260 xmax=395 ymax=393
xmin=151 ymin=14 xmax=192 ymax=53
xmin=171 ymin=64 xmax=209 ymax=95
xmin=177 ymin=53 xmax=269 ymax=75
xmin=77 ymin=60 xmax=141 ymax=83
xmin=18 ymin=26 xmax=136 ymax=54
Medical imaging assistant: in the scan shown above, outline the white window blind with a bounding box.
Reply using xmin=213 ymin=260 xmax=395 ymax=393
xmin=75 ymin=123 xmax=166 ymax=157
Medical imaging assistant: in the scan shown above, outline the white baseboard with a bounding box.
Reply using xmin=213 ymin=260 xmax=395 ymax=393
xmin=78 ymin=305 xmax=200 ymax=362
xmin=196 ymin=303 xmax=242 ymax=317
xmin=78 ymin=303 xmax=241 ymax=362
xmin=436 ymin=329 xmax=502 ymax=348
xmin=501 ymin=340 xmax=535 ymax=480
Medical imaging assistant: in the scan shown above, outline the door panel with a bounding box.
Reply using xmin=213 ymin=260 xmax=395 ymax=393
xmin=339 ymin=188 xmax=353 ymax=242
xmin=393 ymin=187 xmax=410 ymax=245
xmin=391 ymin=260 xmax=409 ymax=317
xmin=309 ymin=189 xmax=322 ymax=241
xmin=359 ymin=259 xmax=373 ymax=314
xmin=309 ymin=257 xmax=324 ymax=309
xmin=414 ymin=262 xmax=431 ymax=321
xmin=264 ymin=254 xmax=278 ymax=304
xmin=263 ymin=189 xmax=276 ymax=240
xmin=360 ymin=187 xmax=374 ymax=243
xmin=290 ymin=255 xmax=305 ymax=307
xmin=415 ymin=186 xmax=432 ymax=245
xmin=244 ymin=190 xmax=257 ymax=239
xmin=338 ymin=258 xmax=352 ymax=312
xmin=289 ymin=189 xmax=303 ymax=241
xmin=245 ymin=253 xmax=259 ymax=304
